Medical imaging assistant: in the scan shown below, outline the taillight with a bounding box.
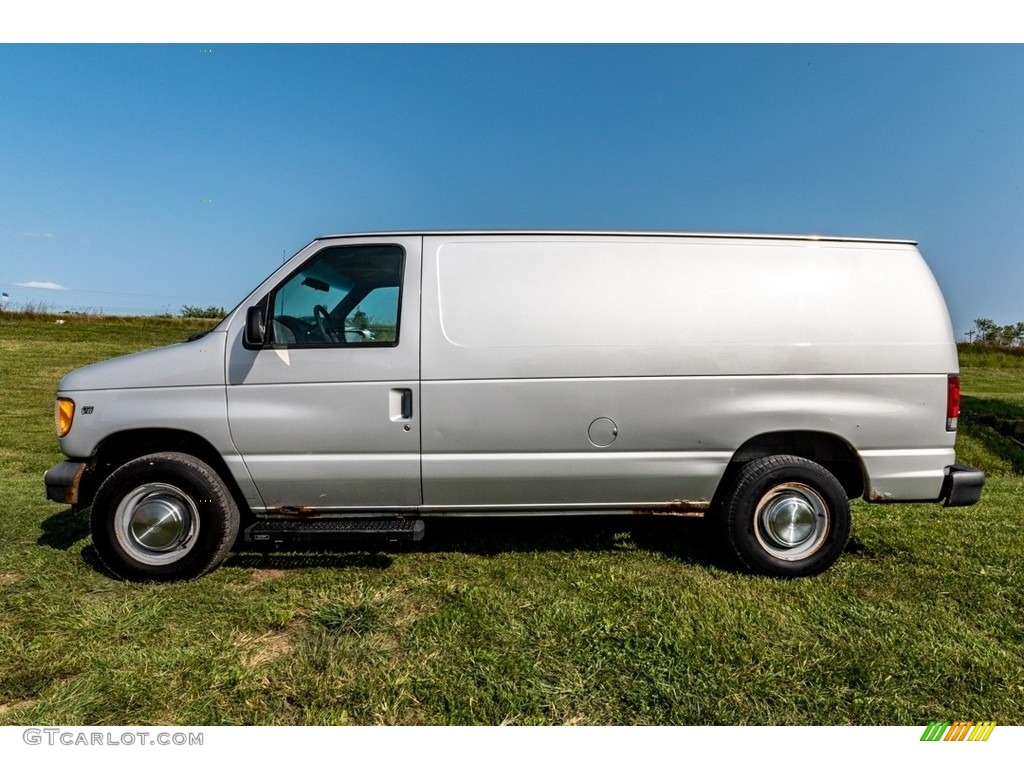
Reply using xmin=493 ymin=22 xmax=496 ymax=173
xmin=946 ymin=375 xmax=960 ymax=431
xmin=56 ymin=397 xmax=75 ymax=437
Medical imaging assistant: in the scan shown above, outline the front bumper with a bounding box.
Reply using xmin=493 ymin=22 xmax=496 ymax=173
xmin=44 ymin=460 xmax=88 ymax=505
xmin=941 ymin=464 xmax=985 ymax=507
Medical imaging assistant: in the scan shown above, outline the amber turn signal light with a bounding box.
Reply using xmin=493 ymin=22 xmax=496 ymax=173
xmin=56 ymin=398 xmax=75 ymax=437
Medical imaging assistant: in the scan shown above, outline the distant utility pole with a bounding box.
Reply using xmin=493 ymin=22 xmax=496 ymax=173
xmin=965 ymin=329 xmax=976 ymax=343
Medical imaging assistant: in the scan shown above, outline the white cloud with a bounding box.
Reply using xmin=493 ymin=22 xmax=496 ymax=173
xmin=15 ymin=281 xmax=69 ymax=290
xmin=22 ymin=232 xmax=56 ymax=239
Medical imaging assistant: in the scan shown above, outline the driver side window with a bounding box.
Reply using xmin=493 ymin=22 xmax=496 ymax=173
xmin=269 ymin=245 xmax=404 ymax=347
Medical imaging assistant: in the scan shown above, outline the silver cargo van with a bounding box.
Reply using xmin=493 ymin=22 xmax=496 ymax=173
xmin=44 ymin=231 xmax=984 ymax=580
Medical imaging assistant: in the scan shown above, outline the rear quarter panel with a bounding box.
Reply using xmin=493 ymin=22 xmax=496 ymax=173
xmin=419 ymin=235 xmax=957 ymax=507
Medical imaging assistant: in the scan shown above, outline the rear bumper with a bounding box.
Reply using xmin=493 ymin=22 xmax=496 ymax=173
xmin=941 ymin=464 xmax=985 ymax=507
xmin=44 ymin=460 xmax=88 ymax=505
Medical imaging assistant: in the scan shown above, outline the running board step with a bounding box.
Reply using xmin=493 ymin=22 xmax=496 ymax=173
xmin=244 ymin=519 xmax=425 ymax=545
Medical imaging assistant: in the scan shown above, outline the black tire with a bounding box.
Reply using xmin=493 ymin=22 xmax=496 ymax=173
xmin=90 ymin=452 xmax=240 ymax=581
xmin=715 ymin=455 xmax=851 ymax=577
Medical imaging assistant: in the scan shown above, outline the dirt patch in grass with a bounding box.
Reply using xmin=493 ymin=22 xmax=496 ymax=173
xmin=0 ymin=573 xmax=19 ymax=586
xmin=235 ymin=629 xmax=295 ymax=668
xmin=0 ymin=698 xmax=38 ymax=716
xmin=225 ymin=568 xmax=288 ymax=591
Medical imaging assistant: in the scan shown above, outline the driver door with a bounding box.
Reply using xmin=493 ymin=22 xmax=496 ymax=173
xmin=225 ymin=236 xmax=421 ymax=511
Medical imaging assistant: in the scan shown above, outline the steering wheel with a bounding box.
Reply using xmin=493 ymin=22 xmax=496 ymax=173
xmin=313 ymin=304 xmax=340 ymax=343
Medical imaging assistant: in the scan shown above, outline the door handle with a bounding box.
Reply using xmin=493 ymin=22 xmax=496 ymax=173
xmin=390 ymin=388 xmax=413 ymax=421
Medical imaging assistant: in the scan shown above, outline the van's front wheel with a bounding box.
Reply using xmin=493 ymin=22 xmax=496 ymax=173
xmin=717 ymin=455 xmax=850 ymax=577
xmin=90 ymin=452 xmax=240 ymax=581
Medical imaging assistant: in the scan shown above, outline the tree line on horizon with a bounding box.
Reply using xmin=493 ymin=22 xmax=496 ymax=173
xmin=967 ymin=318 xmax=1024 ymax=347
xmin=179 ymin=305 xmax=226 ymax=319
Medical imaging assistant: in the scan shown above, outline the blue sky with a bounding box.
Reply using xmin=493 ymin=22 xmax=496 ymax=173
xmin=1 ymin=43 xmax=1022 ymax=335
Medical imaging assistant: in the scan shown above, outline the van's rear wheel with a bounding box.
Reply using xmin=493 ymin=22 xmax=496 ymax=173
xmin=716 ymin=455 xmax=850 ymax=577
xmin=91 ymin=452 xmax=240 ymax=581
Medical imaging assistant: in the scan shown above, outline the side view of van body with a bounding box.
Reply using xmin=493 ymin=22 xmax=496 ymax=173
xmin=44 ymin=232 xmax=984 ymax=579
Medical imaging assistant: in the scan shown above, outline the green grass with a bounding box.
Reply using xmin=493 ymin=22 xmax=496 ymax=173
xmin=1 ymin=315 xmax=1021 ymax=725
xmin=955 ymin=343 xmax=1024 ymax=475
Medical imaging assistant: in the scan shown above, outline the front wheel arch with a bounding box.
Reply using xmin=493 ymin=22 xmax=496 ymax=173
xmin=77 ymin=428 xmax=250 ymax=518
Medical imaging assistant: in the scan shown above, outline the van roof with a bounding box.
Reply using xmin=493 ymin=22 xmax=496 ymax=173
xmin=315 ymin=230 xmax=918 ymax=245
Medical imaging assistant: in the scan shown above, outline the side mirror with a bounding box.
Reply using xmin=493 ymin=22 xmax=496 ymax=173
xmin=244 ymin=305 xmax=266 ymax=348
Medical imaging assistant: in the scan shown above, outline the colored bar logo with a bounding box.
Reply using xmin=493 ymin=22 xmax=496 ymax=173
xmin=921 ymin=720 xmax=996 ymax=741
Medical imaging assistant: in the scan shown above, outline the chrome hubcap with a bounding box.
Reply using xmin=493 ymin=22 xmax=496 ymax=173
xmin=115 ymin=483 xmax=199 ymax=565
xmin=754 ymin=482 xmax=829 ymax=561
xmin=129 ymin=494 xmax=189 ymax=551
xmin=764 ymin=496 xmax=816 ymax=547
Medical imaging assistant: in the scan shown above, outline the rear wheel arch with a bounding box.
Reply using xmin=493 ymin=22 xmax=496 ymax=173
xmin=717 ymin=430 xmax=866 ymax=502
